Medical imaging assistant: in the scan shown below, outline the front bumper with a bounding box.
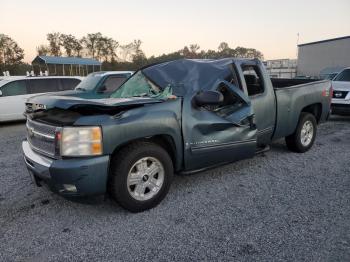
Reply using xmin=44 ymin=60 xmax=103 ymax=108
xmin=22 ymin=140 xmax=110 ymax=196
xmin=331 ymin=103 xmax=350 ymax=115
xmin=331 ymin=95 xmax=350 ymax=115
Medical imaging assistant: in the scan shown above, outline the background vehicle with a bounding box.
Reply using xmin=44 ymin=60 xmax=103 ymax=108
xmin=57 ymin=71 xmax=134 ymax=99
xmin=23 ymin=58 xmax=332 ymax=212
xmin=331 ymin=67 xmax=350 ymax=115
xmin=320 ymin=72 xmax=338 ymax=80
xmin=0 ymin=76 xmax=82 ymax=122
xmin=294 ymin=75 xmax=312 ymax=79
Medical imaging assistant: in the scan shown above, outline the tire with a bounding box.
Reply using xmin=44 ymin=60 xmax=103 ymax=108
xmin=108 ymin=141 xmax=173 ymax=212
xmin=285 ymin=112 xmax=317 ymax=153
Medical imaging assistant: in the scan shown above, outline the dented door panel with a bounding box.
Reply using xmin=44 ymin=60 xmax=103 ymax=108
xmin=182 ymin=90 xmax=257 ymax=171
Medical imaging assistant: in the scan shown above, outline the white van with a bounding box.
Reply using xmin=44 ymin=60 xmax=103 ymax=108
xmin=0 ymin=76 xmax=83 ymax=122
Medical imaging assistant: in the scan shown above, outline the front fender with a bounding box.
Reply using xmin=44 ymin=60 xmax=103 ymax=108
xmin=75 ymin=99 xmax=183 ymax=170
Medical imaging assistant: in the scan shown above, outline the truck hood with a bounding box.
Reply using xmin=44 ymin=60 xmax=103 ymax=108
xmin=26 ymin=95 xmax=162 ymax=113
xmin=332 ymin=81 xmax=350 ymax=91
xmin=52 ymin=89 xmax=84 ymax=96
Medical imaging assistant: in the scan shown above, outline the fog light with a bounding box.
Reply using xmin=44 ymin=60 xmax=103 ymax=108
xmin=63 ymin=184 xmax=77 ymax=192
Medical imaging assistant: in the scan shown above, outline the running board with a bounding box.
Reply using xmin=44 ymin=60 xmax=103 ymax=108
xmin=255 ymin=145 xmax=270 ymax=155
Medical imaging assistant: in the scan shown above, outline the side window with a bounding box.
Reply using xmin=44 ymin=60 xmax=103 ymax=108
xmin=241 ymin=65 xmax=265 ymax=96
xmin=202 ymin=82 xmax=243 ymax=117
xmin=225 ymin=64 xmax=241 ymax=89
xmin=201 ymin=69 xmax=243 ymax=116
xmin=214 ymin=82 xmax=244 ymax=117
xmin=60 ymin=79 xmax=81 ymax=91
xmin=103 ymin=76 xmax=127 ymax=93
xmin=28 ymin=79 xmax=60 ymax=94
xmin=334 ymin=69 xmax=350 ymax=82
xmin=0 ymin=80 xmax=28 ymax=96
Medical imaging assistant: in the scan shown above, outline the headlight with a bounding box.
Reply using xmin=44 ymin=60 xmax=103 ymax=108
xmin=60 ymin=126 xmax=102 ymax=156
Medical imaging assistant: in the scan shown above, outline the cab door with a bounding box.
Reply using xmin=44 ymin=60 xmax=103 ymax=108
xmin=238 ymin=62 xmax=276 ymax=145
xmin=182 ymin=80 xmax=257 ymax=171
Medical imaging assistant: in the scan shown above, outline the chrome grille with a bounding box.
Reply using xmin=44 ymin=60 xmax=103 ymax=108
xmin=333 ymin=91 xmax=348 ymax=99
xmin=26 ymin=119 xmax=58 ymax=157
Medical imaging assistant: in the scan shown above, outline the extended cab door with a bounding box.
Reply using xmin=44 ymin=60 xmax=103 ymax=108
xmin=182 ymin=80 xmax=257 ymax=171
xmin=237 ymin=61 xmax=276 ymax=145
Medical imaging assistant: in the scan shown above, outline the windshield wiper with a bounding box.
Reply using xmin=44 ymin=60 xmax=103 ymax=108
xmin=75 ymin=87 xmax=87 ymax=91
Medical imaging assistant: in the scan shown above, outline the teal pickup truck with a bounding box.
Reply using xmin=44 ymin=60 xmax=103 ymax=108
xmin=22 ymin=58 xmax=332 ymax=212
xmin=61 ymin=71 xmax=134 ymax=99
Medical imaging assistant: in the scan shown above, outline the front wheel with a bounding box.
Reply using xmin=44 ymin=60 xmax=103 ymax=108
xmin=285 ymin=112 xmax=317 ymax=153
xmin=108 ymin=142 xmax=173 ymax=212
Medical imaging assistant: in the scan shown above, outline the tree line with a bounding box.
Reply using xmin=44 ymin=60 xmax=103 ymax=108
xmin=0 ymin=34 xmax=28 ymax=75
xmin=0 ymin=32 xmax=264 ymax=75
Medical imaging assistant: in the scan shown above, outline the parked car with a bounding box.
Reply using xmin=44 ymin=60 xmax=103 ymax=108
xmin=0 ymin=76 xmax=83 ymax=122
xmin=23 ymin=58 xmax=332 ymax=212
xmin=56 ymin=71 xmax=134 ymax=99
xmin=331 ymin=67 xmax=350 ymax=115
xmin=320 ymin=72 xmax=338 ymax=80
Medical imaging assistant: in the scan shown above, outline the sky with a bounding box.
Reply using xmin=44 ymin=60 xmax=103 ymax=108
xmin=1 ymin=0 xmax=349 ymax=63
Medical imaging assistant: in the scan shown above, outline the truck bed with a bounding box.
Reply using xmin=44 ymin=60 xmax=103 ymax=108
xmin=271 ymin=78 xmax=318 ymax=88
xmin=271 ymin=79 xmax=331 ymax=140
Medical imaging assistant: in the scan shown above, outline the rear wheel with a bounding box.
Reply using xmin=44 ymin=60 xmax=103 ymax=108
xmin=285 ymin=112 xmax=317 ymax=153
xmin=108 ymin=142 xmax=173 ymax=212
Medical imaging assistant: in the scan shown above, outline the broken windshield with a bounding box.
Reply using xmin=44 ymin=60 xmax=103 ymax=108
xmin=110 ymin=71 xmax=173 ymax=99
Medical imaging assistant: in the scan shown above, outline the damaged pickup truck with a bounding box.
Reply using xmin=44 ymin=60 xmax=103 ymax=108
xmin=22 ymin=58 xmax=332 ymax=212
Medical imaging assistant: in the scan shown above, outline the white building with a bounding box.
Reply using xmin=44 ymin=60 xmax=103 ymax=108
xmin=263 ymin=59 xmax=297 ymax=78
xmin=297 ymin=36 xmax=350 ymax=78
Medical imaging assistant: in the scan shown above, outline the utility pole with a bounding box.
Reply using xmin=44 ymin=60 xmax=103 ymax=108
xmin=296 ymin=33 xmax=300 ymax=77
xmin=296 ymin=33 xmax=300 ymax=59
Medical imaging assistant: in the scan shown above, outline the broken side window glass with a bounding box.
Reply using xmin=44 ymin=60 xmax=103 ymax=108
xmin=111 ymin=71 xmax=175 ymax=100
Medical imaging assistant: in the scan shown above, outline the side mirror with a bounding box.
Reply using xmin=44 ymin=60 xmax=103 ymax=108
xmin=194 ymin=90 xmax=223 ymax=107
xmin=0 ymin=90 xmax=2 ymax=97
xmin=97 ymin=85 xmax=107 ymax=93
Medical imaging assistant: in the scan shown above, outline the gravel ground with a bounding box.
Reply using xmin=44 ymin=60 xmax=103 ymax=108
xmin=0 ymin=116 xmax=350 ymax=262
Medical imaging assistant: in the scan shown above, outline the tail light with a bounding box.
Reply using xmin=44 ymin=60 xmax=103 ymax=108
xmin=322 ymin=84 xmax=333 ymax=104
xmin=329 ymin=85 xmax=333 ymax=101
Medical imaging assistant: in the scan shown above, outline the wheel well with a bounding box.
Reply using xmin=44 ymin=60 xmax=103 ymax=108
xmin=111 ymin=135 xmax=177 ymax=169
xmin=301 ymin=103 xmax=322 ymax=123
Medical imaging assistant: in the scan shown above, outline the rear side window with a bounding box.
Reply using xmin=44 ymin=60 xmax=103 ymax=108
xmin=60 ymin=78 xmax=81 ymax=91
xmin=241 ymin=65 xmax=265 ymax=96
xmin=103 ymin=76 xmax=127 ymax=93
xmin=28 ymin=79 xmax=60 ymax=94
xmin=0 ymin=80 xmax=27 ymax=96
xmin=334 ymin=69 xmax=350 ymax=82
